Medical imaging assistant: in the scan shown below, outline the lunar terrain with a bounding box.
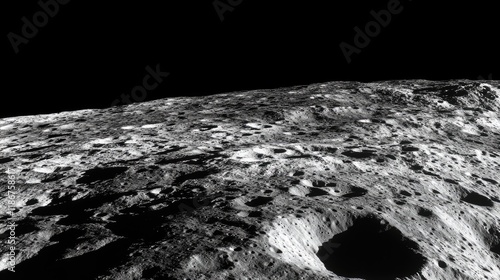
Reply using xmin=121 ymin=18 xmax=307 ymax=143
xmin=1 ymin=80 xmax=500 ymax=280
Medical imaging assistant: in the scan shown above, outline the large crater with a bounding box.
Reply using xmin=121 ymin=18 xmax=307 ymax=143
xmin=318 ymin=216 xmax=426 ymax=279
xmin=266 ymin=212 xmax=426 ymax=279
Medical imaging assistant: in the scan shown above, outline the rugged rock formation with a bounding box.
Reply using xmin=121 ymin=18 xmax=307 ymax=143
xmin=1 ymin=80 xmax=500 ymax=279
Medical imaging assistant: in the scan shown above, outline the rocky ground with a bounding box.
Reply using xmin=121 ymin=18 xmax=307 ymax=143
xmin=1 ymin=80 xmax=500 ymax=279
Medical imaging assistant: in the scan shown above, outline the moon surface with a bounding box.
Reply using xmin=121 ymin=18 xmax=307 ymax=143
xmin=1 ymin=80 xmax=500 ymax=279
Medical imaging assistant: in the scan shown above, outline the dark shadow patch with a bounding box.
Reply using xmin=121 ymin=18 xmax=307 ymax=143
xmin=107 ymin=195 xmax=216 ymax=242
xmin=156 ymin=152 xmax=226 ymax=165
xmin=399 ymin=190 xmax=412 ymax=197
xmin=410 ymin=164 xmax=424 ymax=171
xmin=154 ymin=145 xmax=186 ymax=155
xmin=142 ymin=266 xmax=162 ymax=278
xmin=273 ymin=148 xmax=287 ymax=154
xmin=245 ymin=196 xmax=273 ymax=207
xmin=438 ymin=260 xmax=447 ymax=268
xmin=57 ymin=211 xmax=94 ymax=225
xmin=292 ymin=171 xmax=305 ymax=176
xmin=42 ymin=173 xmax=65 ymax=183
xmin=443 ymin=178 xmax=459 ymax=185
xmin=0 ymin=217 xmax=39 ymax=237
xmin=307 ymin=188 xmax=329 ymax=197
xmin=19 ymin=145 xmax=55 ymax=153
xmin=343 ymin=187 xmax=367 ymax=198
xmin=107 ymin=210 xmax=172 ymax=242
xmin=199 ymin=124 xmax=218 ymax=131
xmin=25 ymin=198 xmax=38 ymax=206
xmin=287 ymin=155 xmax=314 ymax=159
xmin=422 ymin=170 xmax=442 ymax=178
xmin=248 ymin=211 xmax=262 ymax=217
xmin=312 ymin=180 xmax=326 ymax=187
xmin=492 ymin=244 xmax=500 ymax=255
xmin=342 ymin=150 xmax=376 ymax=159
xmin=482 ymin=177 xmax=499 ymax=185
xmin=47 ymin=133 xmax=71 ymax=138
xmin=402 ymin=146 xmax=420 ymax=152
xmin=0 ymin=236 xmax=132 ymax=280
xmin=171 ymin=168 xmax=219 ymax=186
xmin=76 ymin=166 xmax=128 ymax=184
xmin=31 ymin=192 xmax=133 ymax=225
xmin=461 ymin=191 xmax=493 ymax=207
xmin=317 ymin=216 xmax=426 ymax=280
xmin=310 ymin=146 xmax=338 ymax=153
xmin=0 ymin=157 xmax=14 ymax=164
xmin=385 ymin=154 xmax=397 ymax=160
xmin=206 ymin=217 xmax=258 ymax=235
xmin=417 ymin=208 xmax=433 ymax=218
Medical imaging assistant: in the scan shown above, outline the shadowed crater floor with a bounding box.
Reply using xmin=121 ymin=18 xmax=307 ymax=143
xmin=317 ymin=216 xmax=426 ymax=280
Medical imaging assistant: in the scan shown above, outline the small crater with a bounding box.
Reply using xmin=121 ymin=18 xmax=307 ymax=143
xmin=273 ymin=148 xmax=287 ymax=154
xmin=409 ymin=164 xmax=424 ymax=171
xmin=312 ymin=180 xmax=326 ymax=187
xmin=438 ymin=260 xmax=447 ymax=268
xmin=399 ymin=190 xmax=412 ymax=197
xmin=417 ymin=208 xmax=433 ymax=217
xmin=245 ymin=196 xmax=273 ymax=207
xmin=343 ymin=186 xmax=367 ymax=198
xmin=307 ymin=188 xmax=329 ymax=197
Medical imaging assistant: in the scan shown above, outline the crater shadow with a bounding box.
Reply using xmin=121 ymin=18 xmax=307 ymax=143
xmin=317 ymin=216 xmax=426 ymax=280
xmin=461 ymin=191 xmax=493 ymax=207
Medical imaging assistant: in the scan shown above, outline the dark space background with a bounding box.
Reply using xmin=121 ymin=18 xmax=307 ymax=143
xmin=2 ymin=0 xmax=498 ymax=118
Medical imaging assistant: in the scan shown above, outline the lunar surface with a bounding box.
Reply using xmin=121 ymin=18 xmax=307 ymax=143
xmin=1 ymin=80 xmax=500 ymax=279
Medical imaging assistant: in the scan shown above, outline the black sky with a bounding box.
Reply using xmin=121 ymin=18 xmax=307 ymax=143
xmin=3 ymin=0 xmax=498 ymax=118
